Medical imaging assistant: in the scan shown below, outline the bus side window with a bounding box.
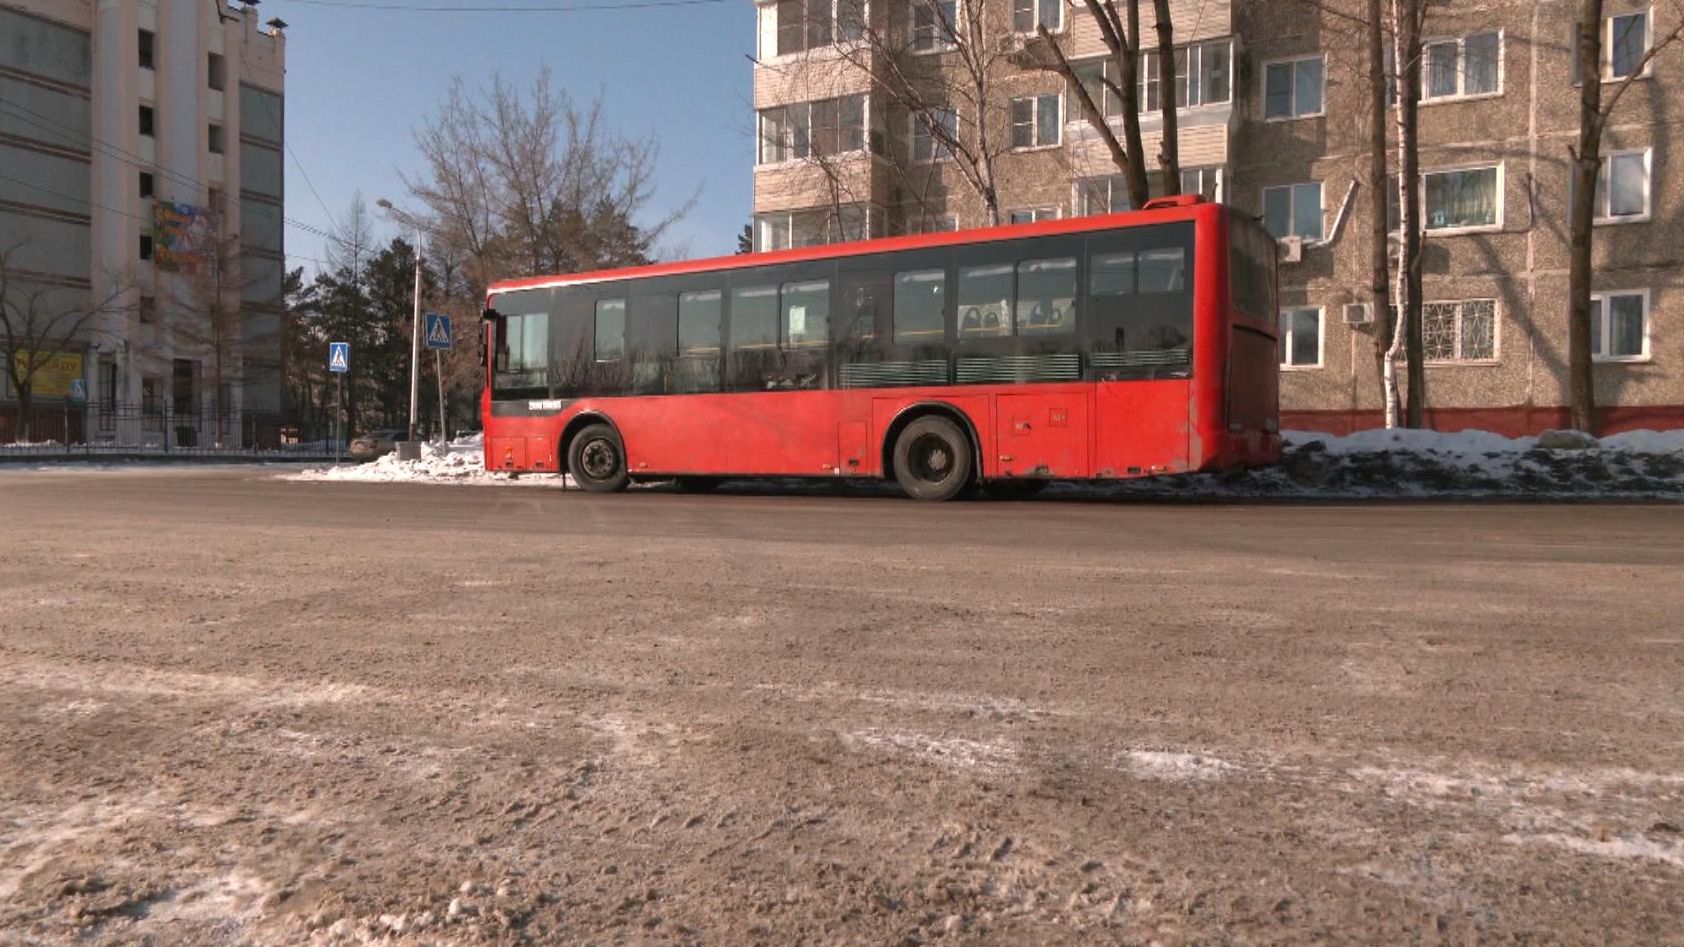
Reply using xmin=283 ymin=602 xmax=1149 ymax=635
xmin=728 ymin=286 xmax=779 ymax=350
xmin=893 ymin=268 xmax=945 ymax=345
xmin=676 ymin=290 xmax=723 ymax=394
xmin=781 ymin=279 xmax=829 ymax=349
xmin=1015 ymin=257 xmax=1076 ymax=335
xmin=957 ymin=263 xmax=1013 ymax=338
xmin=594 ymin=299 xmax=626 ymax=362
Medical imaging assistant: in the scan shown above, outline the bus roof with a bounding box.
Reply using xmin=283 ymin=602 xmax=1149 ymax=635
xmin=486 ymin=196 xmax=1223 ymax=299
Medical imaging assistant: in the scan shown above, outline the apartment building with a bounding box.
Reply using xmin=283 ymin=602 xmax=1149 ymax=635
xmin=749 ymin=0 xmax=1682 ymax=433
xmin=0 ymin=0 xmax=287 ymax=446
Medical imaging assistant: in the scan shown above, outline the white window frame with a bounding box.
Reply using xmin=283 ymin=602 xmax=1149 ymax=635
xmin=1180 ymin=167 xmax=1223 ymax=202
xmin=1007 ymin=207 xmax=1058 ymax=224
xmin=755 ymin=95 xmax=871 ymax=167
xmin=1279 ymin=306 xmax=1324 ymax=369
xmin=1140 ymin=40 xmax=1234 ymax=111
xmin=1261 ymin=182 xmax=1325 ymax=243
xmin=910 ymin=0 xmax=959 ymax=54
xmin=1604 ymin=8 xmax=1653 ymax=79
xmin=1420 ymin=163 xmax=1504 ymax=234
xmin=1420 ymin=30 xmax=1505 ymax=102
xmin=1074 ymin=174 xmax=1132 ymax=216
xmin=1009 ymin=93 xmax=1062 ymax=151
xmin=760 ymin=0 xmax=868 ymax=60
xmin=1010 ymin=0 xmax=1063 ymax=35
xmin=1421 ymin=298 xmax=1500 ymax=365
xmin=1590 ymin=289 xmax=1652 ymax=362
xmin=910 ymin=108 xmax=957 ymax=163
xmin=1594 ymin=148 xmax=1652 ymax=223
xmin=1261 ymin=54 xmax=1326 ymax=121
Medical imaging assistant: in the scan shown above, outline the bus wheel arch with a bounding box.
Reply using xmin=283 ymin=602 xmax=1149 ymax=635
xmin=560 ymin=414 xmax=629 ymax=492
xmin=882 ymin=404 xmax=981 ymax=502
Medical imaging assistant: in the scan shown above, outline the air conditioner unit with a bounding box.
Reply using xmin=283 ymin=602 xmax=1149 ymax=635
xmin=1278 ymin=236 xmax=1304 ymax=263
xmin=1343 ymin=303 xmax=1374 ymax=325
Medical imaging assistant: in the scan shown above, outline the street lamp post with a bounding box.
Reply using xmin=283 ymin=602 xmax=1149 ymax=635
xmin=376 ymin=199 xmax=422 ymax=445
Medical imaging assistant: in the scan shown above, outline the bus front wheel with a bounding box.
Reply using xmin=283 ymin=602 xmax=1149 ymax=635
xmin=892 ymin=416 xmax=974 ymax=502
xmin=568 ymin=423 xmax=630 ymax=493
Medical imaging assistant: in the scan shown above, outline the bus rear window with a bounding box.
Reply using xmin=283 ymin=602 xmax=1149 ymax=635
xmin=1229 ymin=215 xmax=1278 ymax=322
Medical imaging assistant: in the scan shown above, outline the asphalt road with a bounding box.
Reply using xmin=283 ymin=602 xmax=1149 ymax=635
xmin=1 ymin=469 xmax=1681 ymax=946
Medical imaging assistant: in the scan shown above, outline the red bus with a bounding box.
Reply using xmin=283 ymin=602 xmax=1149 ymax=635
xmin=480 ymin=194 xmax=1280 ymax=501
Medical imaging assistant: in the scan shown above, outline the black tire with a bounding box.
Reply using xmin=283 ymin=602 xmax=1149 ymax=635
xmin=982 ymin=479 xmax=1048 ymax=500
xmin=567 ymin=423 xmax=630 ymax=493
xmin=891 ymin=415 xmax=974 ymax=502
xmin=672 ymin=476 xmax=723 ymax=494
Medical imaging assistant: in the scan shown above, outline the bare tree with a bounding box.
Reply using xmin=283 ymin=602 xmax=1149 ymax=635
xmin=1015 ymin=0 xmax=1153 ymax=207
xmin=1150 ymin=0 xmax=1180 ymax=194
xmin=1383 ymin=0 xmax=1426 ymax=429
xmin=835 ymin=0 xmax=1021 ymax=226
xmin=404 ymin=69 xmax=691 ymax=299
xmin=1366 ymin=0 xmax=1393 ymax=419
xmin=1567 ymin=1 xmax=1682 ymax=433
xmin=0 ymin=242 xmax=130 ymax=442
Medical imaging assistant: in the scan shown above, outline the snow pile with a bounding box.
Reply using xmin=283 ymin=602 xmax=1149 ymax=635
xmin=291 ymin=433 xmax=567 ymax=486
xmin=1088 ymin=427 xmax=1684 ymax=499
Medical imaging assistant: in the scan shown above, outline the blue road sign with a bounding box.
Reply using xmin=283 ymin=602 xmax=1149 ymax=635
xmin=328 ymin=341 xmax=350 ymax=373
xmin=424 ymin=312 xmax=453 ymax=351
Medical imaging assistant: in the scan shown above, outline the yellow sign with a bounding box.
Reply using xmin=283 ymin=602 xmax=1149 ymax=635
xmin=12 ymin=351 xmax=84 ymax=398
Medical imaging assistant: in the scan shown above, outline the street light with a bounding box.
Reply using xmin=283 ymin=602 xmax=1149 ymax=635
xmin=375 ymin=199 xmax=423 ymax=447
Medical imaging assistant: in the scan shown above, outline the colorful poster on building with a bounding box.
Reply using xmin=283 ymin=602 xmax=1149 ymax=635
xmin=154 ymin=201 xmax=214 ymax=273
xmin=11 ymin=351 xmax=84 ymax=398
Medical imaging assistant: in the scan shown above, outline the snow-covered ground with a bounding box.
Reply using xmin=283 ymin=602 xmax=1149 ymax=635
xmin=287 ymin=429 xmax=1684 ymax=499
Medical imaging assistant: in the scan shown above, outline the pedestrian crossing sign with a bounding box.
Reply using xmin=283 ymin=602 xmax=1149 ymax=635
xmin=425 ymin=312 xmax=453 ymax=351
xmin=328 ymin=341 xmax=350 ymax=373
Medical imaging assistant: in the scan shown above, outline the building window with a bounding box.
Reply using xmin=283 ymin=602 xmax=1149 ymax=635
xmin=1595 ymin=149 xmax=1651 ymax=221
xmin=139 ymin=234 xmax=154 ymax=261
xmin=1280 ymin=307 xmax=1322 ymax=367
xmin=1008 ymin=207 xmax=1057 ymax=224
xmin=1262 ymin=182 xmax=1323 ymax=241
xmin=1141 ymin=41 xmax=1233 ymax=110
xmin=139 ymin=172 xmax=154 ymax=198
xmin=1012 ymin=0 xmax=1061 ymax=33
xmin=912 ymin=0 xmax=958 ymax=52
xmin=757 ymin=94 xmax=866 ymax=164
xmin=1076 ymin=174 xmax=1133 ymax=215
xmin=1423 ymin=166 xmax=1500 ymax=231
xmin=771 ymin=0 xmax=863 ymax=56
xmin=1591 ymin=290 xmax=1649 ymax=360
xmin=755 ymin=206 xmax=869 ymax=251
xmin=594 ymin=298 xmax=626 ymax=362
xmin=906 ymin=214 xmax=958 ymax=234
xmin=1263 ymin=56 xmax=1325 ymax=120
xmin=1424 ymin=32 xmax=1501 ymax=100
xmin=98 ymin=357 xmax=119 ymax=417
xmin=139 ymin=105 xmax=155 ymax=137
xmin=139 ymin=29 xmax=155 ymax=70
xmin=1009 ymin=94 xmax=1060 ymax=149
xmin=1070 ymin=60 xmax=1125 ymax=119
xmin=1607 ymin=10 xmax=1651 ymax=78
xmin=208 ymin=123 xmax=225 ymax=154
xmin=1423 ymin=299 xmax=1497 ymax=362
xmin=208 ymin=52 xmax=226 ymax=91
xmin=911 ymin=108 xmax=956 ymax=162
xmin=1181 ymin=167 xmax=1221 ymax=201
xmin=208 ymin=187 xmax=226 ymax=216
xmin=139 ymin=294 xmax=156 ymax=323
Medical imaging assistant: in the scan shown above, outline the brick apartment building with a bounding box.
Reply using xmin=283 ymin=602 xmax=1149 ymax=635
xmin=0 ymin=0 xmax=287 ymax=445
xmin=749 ymin=0 xmax=1681 ymax=433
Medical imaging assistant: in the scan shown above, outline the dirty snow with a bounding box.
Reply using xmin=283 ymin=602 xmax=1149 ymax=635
xmin=283 ymin=428 xmax=1684 ymax=498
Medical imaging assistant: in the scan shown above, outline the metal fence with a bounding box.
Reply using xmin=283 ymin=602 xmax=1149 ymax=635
xmin=0 ymin=400 xmax=336 ymax=457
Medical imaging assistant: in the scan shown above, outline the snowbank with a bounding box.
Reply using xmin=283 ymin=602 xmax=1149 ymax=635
xmin=287 ymin=428 xmax=1684 ymax=499
xmin=290 ymin=433 xmax=570 ymax=487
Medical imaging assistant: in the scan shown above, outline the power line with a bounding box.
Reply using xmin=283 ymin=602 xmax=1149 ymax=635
xmin=285 ymin=0 xmax=725 ymax=11
xmin=0 ymin=170 xmax=337 ymax=269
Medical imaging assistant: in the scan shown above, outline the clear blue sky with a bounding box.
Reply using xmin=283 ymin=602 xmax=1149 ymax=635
xmin=274 ymin=0 xmax=753 ymax=275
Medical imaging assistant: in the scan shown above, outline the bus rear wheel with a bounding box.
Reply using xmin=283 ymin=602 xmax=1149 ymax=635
xmin=892 ymin=416 xmax=974 ymax=502
xmin=568 ymin=423 xmax=630 ymax=493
